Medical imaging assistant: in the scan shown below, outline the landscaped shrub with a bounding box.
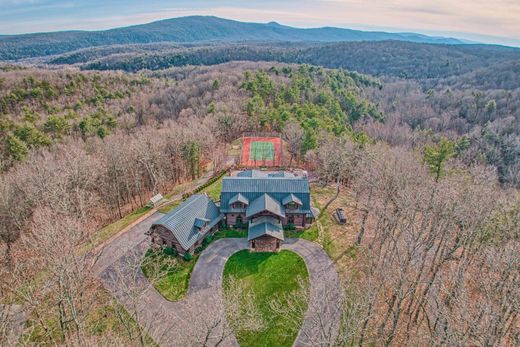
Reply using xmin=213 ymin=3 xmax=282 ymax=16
xmin=194 ymin=246 xmax=204 ymax=254
xmin=183 ymin=252 xmax=193 ymax=261
xmin=235 ymin=221 xmax=247 ymax=229
xmin=284 ymin=223 xmax=296 ymax=231
xmin=203 ymin=235 xmax=213 ymax=246
xmin=163 ymin=246 xmax=178 ymax=257
xmin=181 ymin=170 xmax=227 ymax=201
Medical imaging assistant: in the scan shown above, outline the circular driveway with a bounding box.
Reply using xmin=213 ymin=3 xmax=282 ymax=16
xmin=99 ymin=235 xmax=342 ymax=346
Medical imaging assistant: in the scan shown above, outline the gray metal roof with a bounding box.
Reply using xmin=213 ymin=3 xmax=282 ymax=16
xmin=228 ymin=193 xmax=249 ymax=205
xmin=194 ymin=217 xmax=210 ymax=229
xmin=237 ymin=170 xmax=295 ymax=178
xmin=152 ymin=194 xmax=221 ymax=250
xmin=248 ymin=216 xmax=284 ymax=241
xmin=222 ymin=177 xmax=309 ymax=194
xmin=246 ymin=193 xmax=285 ymax=218
xmin=282 ymin=193 xmax=303 ymax=206
xmin=220 ymin=175 xmax=312 ymax=215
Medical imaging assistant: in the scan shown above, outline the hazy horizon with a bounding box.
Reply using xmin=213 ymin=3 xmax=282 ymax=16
xmin=0 ymin=1 xmax=519 ymax=47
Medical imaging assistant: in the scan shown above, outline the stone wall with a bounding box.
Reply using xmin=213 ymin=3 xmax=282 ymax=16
xmin=250 ymin=235 xmax=280 ymax=252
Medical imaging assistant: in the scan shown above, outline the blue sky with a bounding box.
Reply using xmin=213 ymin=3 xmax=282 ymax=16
xmin=1 ymin=0 xmax=519 ymax=46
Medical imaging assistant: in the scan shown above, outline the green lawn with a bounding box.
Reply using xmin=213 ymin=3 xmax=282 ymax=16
xmin=157 ymin=199 xmax=181 ymax=214
xmin=223 ymin=250 xmax=309 ymax=347
xmin=214 ymin=228 xmax=248 ymax=240
xmin=201 ymin=176 xmax=224 ymax=201
xmin=284 ymin=227 xmax=318 ymax=241
xmin=141 ymin=249 xmax=196 ymax=302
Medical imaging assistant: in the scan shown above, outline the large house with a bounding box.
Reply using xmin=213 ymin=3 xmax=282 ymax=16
xmin=147 ymin=194 xmax=222 ymax=255
xmin=147 ymin=170 xmax=315 ymax=254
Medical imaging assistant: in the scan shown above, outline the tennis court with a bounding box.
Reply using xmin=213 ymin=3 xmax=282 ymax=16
xmin=250 ymin=141 xmax=275 ymax=161
xmin=241 ymin=137 xmax=282 ymax=167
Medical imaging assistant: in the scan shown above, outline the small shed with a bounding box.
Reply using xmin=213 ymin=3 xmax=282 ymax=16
xmin=334 ymin=208 xmax=347 ymax=224
xmin=148 ymin=194 xmax=165 ymax=208
xmin=248 ymin=217 xmax=284 ymax=252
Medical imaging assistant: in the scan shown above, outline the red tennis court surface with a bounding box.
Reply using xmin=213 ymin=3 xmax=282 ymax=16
xmin=241 ymin=137 xmax=282 ymax=167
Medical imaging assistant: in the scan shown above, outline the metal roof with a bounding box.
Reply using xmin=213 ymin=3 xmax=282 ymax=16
xmin=222 ymin=177 xmax=309 ymax=194
xmin=282 ymin=193 xmax=303 ymax=206
xmin=152 ymin=194 xmax=221 ymax=250
xmin=246 ymin=193 xmax=285 ymax=218
xmin=228 ymin=193 xmax=249 ymax=205
xmin=248 ymin=216 xmax=284 ymax=241
xmin=194 ymin=217 xmax=210 ymax=229
xmin=220 ymin=175 xmax=312 ymax=215
xmin=237 ymin=170 xmax=296 ymax=178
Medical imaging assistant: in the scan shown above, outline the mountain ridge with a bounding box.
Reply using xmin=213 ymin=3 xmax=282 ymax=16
xmin=0 ymin=15 xmax=469 ymax=60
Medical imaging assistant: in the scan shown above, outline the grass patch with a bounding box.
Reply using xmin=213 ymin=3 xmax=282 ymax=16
xmin=85 ymin=205 xmax=151 ymax=252
xmin=157 ymin=199 xmax=182 ymax=214
xmin=223 ymin=250 xmax=309 ymax=347
xmin=214 ymin=228 xmax=248 ymax=240
xmin=141 ymin=249 xmax=196 ymax=302
xmin=164 ymin=181 xmax=194 ymax=199
xmin=200 ymin=176 xmax=223 ymax=201
xmin=284 ymin=227 xmax=319 ymax=241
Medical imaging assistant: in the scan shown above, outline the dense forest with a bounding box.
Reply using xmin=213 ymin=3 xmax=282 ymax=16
xmin=1 ymin=34 xmax=519 ymax=346
xmin=0 ymin=16 xmax=465 ymax=61
xmin=48 ymin=41 xmax=520 ymax=81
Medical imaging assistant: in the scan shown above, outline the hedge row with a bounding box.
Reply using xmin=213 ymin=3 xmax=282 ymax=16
xmin=182 ymin=169 xmax=227 ymax=200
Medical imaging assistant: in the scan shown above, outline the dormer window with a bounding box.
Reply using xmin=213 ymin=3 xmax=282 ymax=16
xmin=229 ymin=193 xmax=249 ymax=209
xmin=194 ymin=217 xmax=210 ymax=233
xmin=286 ymin=202 xmax=298 ymax=210
xmin=282 ymin=194 xmax=302 ymax=210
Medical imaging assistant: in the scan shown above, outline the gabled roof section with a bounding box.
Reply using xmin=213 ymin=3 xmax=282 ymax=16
xmin=246 ymin=193 xmax=285 ymax=218
xmin=194 ymin=217 xmax=210 ymax=229
xmin=152 ymin=194 xmax=221 ymax=250
xmin=282 ymin=193 xmax=303 ymax=206
xmin=248 ymin=216 xmax=284 ymax=241
xmin=222 ymin=177 xmax=309 ymax=194
xmin=228 ymin=193 xmax=249 ymax=205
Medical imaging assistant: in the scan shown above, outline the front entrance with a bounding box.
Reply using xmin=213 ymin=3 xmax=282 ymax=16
xmin=249 ymin=235 xmax=281 ymax=252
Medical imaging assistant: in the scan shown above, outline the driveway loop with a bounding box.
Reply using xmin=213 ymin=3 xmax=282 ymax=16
xmin=98 ymin=228 xmax=342 ymax=347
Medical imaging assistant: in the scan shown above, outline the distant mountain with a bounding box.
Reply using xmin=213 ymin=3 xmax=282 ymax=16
xmin=0 ymin=16 xmax=467 ymax=60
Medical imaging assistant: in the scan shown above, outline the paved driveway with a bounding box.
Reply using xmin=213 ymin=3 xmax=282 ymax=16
xmin=97 ymin=225 xmax=341 ymax=346
xmin=94 ymin=212 xmax=164 ymax=275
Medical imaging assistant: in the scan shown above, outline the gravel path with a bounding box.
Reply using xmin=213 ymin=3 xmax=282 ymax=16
xmin=96 ymin=224 xmax=341 ymax=346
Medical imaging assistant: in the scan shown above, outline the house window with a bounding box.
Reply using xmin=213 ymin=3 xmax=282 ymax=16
xmin=286 ymin=202 xmax=298 ymax=210
xmin=288 ymin=216 xmax=294 ymax=224
xmin=251 ymin=240 xmax=256 ymax=249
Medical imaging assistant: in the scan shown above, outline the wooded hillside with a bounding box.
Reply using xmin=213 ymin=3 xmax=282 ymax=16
xmin=0 ymin=51 xmax=518 ymax=345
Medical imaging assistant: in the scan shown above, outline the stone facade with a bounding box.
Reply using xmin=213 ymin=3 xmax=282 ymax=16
xmin=250 ymin=235 xmax=281 ymax=252
xmin=150 ymin=224 xmax=218 ymax=255
xmin=226 ymin=211 xmax=308 ymax=228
